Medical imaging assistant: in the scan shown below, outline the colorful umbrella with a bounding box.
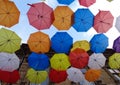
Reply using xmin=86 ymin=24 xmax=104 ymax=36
xmin=0 ymin=52 xmax=20 ymax=72
xmin=0 ymin=28 xmax=21 ymax=53
xmin=51 ymin=32 xmax=73 ymax=53
xmin=113 ymin=36 xmax=120 ymax=52
xmin=71 ymin=40 xmax=90 ymax=51
xmin=69 ymin=48 xmax=89 ymax=69
xmin=88 ymin=53 xmax=106 ymax=69
xmin=79 ymin=0 xmax=96 ymax=7
xmin=0 ymin=70 xmax=20 ymax=84
xmin=115 ymin=15 xmax=120 ymax=32
xmin=85 ymin=69 xmax=101 ymax=82
xmin=50 ymin=53 xmax=71 ymax=71
xmin=0 ymin=0 xmax=20 ymax=27
xmin=0 ymin=0 xmax=8 ymax=2
xmin=90 ymin=33 xmax=108 ymax=53
xmin=49 ymin=68 xmax=67 ymax=83
xmin=93 ymin=10 xmax=114 ymax=33
xmin=109 ymin=53 xmax=120 ymax=69
xmin=27 ymin=31 xmax=50 ymax=53
xmin=73 ymin=8 xmax=94 ymax=32
xmin=27 ymin=2 xmax=54 ymax=30
xmin=67 ymin=67 xmax=84 ymax=83
xmin=107 ymin=0 xmax=113 ymax=2
xmin=26 ymin=68 xmax=48 ymax=84
xmin=28 ymin=52 xmax=50 ymax=70
xmin=53 ymin=6 xmax=74 ymax=30
xmin=57 ymin=0 xmax=74 ymax=5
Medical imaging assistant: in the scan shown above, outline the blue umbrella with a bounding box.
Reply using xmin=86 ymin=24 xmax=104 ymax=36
xmin=57 ymin=0 xmax=74 ymax=5
xmin=73 ymin=8 xmax=94 ymax=32
xmin=51 ymin=32 xmax=73 ymax=53
xmin=28 ymin=52 xmax=50 ymax=70
xmin=90 ymin=33 xmax=108 ymax=53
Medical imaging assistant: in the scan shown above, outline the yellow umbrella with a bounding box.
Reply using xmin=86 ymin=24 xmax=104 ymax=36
xmin=109 ymin=53 xmax=120 ymax=69
xmin=26 ymin=68 xmax=48 ymax=84
xmin=71 ymin=40 xmax=90 ymax=51
xmin=50 ymin=53 xmax=71 ymax=71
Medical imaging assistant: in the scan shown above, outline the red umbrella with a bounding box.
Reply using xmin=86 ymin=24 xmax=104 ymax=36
xmin=27 ymin=2 xmax=54 ymax=30
xmin=69 ymin=48 xmax=89 ymax=69
xmin=49 ymin=69 xmax=67 ymax=83
xmin=79 ymin=0 xmax=96 ymax=7
xmin=93 ymin=10 xmax=114 ymax=33
xmin=0 ymin=70 xmax=20 ymax=84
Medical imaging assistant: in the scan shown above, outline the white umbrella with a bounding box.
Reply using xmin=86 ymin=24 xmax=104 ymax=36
xmin=0 ymin=52 xmax=20 ymax=72
xmin=115 ymin=15 xmax=120 ymax=32
xmin=66 ymin=67 xmax=84 ymax=83
xmin=88 ymin=53 xmax=106 ymax=69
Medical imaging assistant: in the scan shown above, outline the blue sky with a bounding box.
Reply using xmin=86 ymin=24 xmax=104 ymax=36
xmin=4 ymin=0 xmax=120 ymax=48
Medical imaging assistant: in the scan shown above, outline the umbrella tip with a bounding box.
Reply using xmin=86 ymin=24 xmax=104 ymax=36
xmin=27 ymin=3 xmax=35 ymax=7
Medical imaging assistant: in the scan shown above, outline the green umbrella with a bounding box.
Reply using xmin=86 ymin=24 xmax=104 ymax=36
xmin=107 ymin=0 xmax=113 ymax=2
xmin=0 ymin=28 xmax=21 ymax=53
xmin=109 ymin=53 xmax=120 ymax=69
xmin=26 ymin=68 xmax=48 ymax=84
xmin=50 ymin=53 xmax=71 ymax=71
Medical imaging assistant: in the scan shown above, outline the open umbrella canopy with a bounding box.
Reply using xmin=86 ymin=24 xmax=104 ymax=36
xmin=115 ymin=15 xmax=120 ymax=32
xmin=0 ymin=0 xmax=20 ymax=27
xmin=27 ymin=31 xmax=50 ymax=53
xmin=28 ymin=52 xmax=50 ymax=70
xmin=27 ymin=2 xmax=54 ymax=30
xmin=0 ymin=52 xmax=20 ymax=72
xmin=50 ymin=53 xmax=71 ymax=71
xmin=71 ymin=40 xmax=90 ymax=51
xmin=0 ymin=70 xmax=20 ymax=84
xmin=72 ymin=8 xmax=94 ymax=32
xmin=26 ymin=68 xmax=48 ymax=84
xmin=69 ymin=48 xmax=89 ymax=69
xmin=67 ymin=67 xmax=84 ymax=83
xmin=90 ymin=33 xmax=108 ymax=53
xmin=93 ymin=10 xmax=114 ymax=33
xmin=49 ymin=68 xmax=67 ymax=83
xmin=85 ymin=69 xmax=101 ymax=82
xmin=109 ymin=53 xmax=120 ymax=69
xmin=88 ymin=53 xmax=106 ymax=69
xmin=57 ymin=0 xmax=74 ymax=5
xmin=0 ymin=28 xmax=21 ymax=53
xmin=79 ymin=0 xmax=96 ymax=7
xmin=53 ymin=6 xmax=74 ymax=30
xmin=51 ymin=32 xmax=73 ymax=53
xmin=113 ymin=36 xmax=120 ymax=52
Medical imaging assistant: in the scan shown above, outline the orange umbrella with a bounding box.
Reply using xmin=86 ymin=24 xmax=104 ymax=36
xmin=85 ymin=69 xmax=101 ymax=82
xmin=53 ymin=6 xmax=74 ymax=30
xmin=27 ymin=31 xmax=50 ymax=53
xmin=0 ymin=0 xmax=20 ymax=27
xmin=0 ymin=0 xmax=8 ymax=1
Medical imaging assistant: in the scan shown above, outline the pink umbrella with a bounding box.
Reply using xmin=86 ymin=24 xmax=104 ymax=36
xmin=27 ymin=2 xmax=54 ymax=30
xmin=79 ymin=0 xmax=96 ymax=7
xmin=93 ymin=10 xmax=114 ymax=33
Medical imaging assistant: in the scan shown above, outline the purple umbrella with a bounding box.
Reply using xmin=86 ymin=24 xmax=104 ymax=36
xmin=113 ymin=36 xmax=120 ymax=52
